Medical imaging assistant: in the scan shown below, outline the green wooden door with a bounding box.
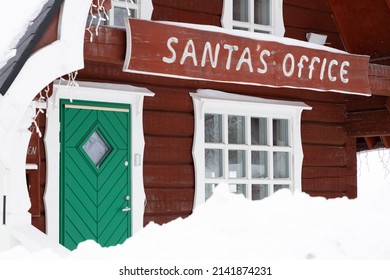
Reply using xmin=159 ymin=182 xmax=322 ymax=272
xmin=60 ymin=100 xmax=131 ymax=250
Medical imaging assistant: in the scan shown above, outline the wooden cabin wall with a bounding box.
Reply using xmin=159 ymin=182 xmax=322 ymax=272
xmin=301 ymin=98 xmax=357 ymax=198
xmin=346 ymin=95 xmax=390 ymax=150
xmin=78 ymin=22 xmax=358 ymax=225
xmin=151 ymin=0 xmax=223 ymax=27
xmin=142 ymin=87 xmax=195 ymax=225
xmin=61 ymin=0 xmax=358 ymax=226
xmin=283 ymin=0 xmax=345 ymax=51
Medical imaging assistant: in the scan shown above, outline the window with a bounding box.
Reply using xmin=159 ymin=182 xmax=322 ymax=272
xmin=89 ymin=0 xmax=153 ymax=28
xmin=221 ymin=0 xmax=285 ymax=36
xmin=191 ymin=90 xmax=310 ymax=207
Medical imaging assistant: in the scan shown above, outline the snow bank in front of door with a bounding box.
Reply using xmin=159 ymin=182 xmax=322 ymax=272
xmin=1 ymin=149 xmax=390 ymax=260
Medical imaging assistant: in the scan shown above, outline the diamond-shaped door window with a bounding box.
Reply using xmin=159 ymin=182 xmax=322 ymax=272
xmin=82 ymin=130 xmax=111 ymax=167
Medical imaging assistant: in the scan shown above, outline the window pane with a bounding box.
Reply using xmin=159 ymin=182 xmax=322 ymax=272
xmin=229 ymin=184 xmax=247 ymax=197
xmin=233 ymin=26 xmax=249 ymax=31
xmin=251 ymin=151 xmax=268 ymax=178
xmin=228 ymin=115 xmax=245 ymax=144
xmin=274 ymin=184 xmax=290 ymax=193
xmin=254 ymin=0 xmax=270 ymax=25
xmin=82 ymin=130 xmax=111 ymax=167
xmin=273 ymin=152 xmax=290 ymax=178
xmin=205 ymin=149 xmax=223 ymax=178
xmin=254 ymin=29 xmax=271 ymax=34
xmin=252 ymin=184 xmax=268 ymax=200
xmin=251 ymin=117 xmax=267 ymax=145
xmin=205 ymin=183 xmax=217 ymax=200
xmin=273 ymin=119 xmax=289 ymax=146
xmin=205 ymin=114 xmax=222 ymax=143
xmin=113 ymin=7 xmax=137 ymax=26
xmin=113 ymin=7 xmax=127 ymax=26
xmin=229 ymin=150 xmax=246 ymax=178
xmin=233 ymin=0 xmax=249 ymax=22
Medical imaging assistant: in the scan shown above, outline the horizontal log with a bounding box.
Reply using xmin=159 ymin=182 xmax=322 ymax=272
xmin=144 ymin=214 xmax=190 ymax=226
xmin=346 ymin=122 xmax=390 ymax=137
xmin=368 ymin=63 xmax=390 ymax=96
xmin=345 ymin=95 xmax=387 ymax=112
xmin=301 ymin=123 xmax=346 ymax=145
xmin=144 ymin=136 xmax=193 ymax=164
xmin=284 ymin=0 xmax=331 ymax=12
xmin=303 ymin=191 xmax=349 ymax=199
xmin=152 ymin=0 xmax=223 ymax=16
xmin=302 ymin=101 xmax=346 ymax=123
xmin=152 ymin=5 xmax=221 ymax=26
xmin=144 ymin=87 xmax=194 ymax=112
xmin=303 ymin=145 xmax=347 ymax=167
xmin=302 ymin=176 xmax=356 ymax=197
xmin=144 ymin=111 xmax=194 ymax=137
xmin=302 ymin=166 xmax=354 ymax=179
xmin=347 ymin=109 xmax=390 ymax=123
xmin=284 ymin=5 xmax=338 ymax=33
xmin=144 ymin=164 xmax=195 ymax=188
xmin=84 ymin=27 xmax=126 ymax=64
xmin=144 ymin=188 xmax=194 ymax=214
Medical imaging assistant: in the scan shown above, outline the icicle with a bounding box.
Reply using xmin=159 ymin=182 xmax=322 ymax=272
xmin=125 ymin=0 xmax=137 ymax=17
xmin=86 ymin=4 xmax=97 ymax=42
xmin=378 ymin=148 xmax=390 ymax=179
xmin=67 ymin=71 xmax=79 ymax=87
xmin=86 ymin=1 xmax=109 ymax=42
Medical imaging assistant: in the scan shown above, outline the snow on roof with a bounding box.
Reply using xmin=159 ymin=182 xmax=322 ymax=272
xmin=0 ymin=0 xmax=48 ymax=69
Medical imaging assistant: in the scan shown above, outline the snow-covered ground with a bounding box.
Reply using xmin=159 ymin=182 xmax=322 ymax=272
xmin=0 ymin=149 xmax=389 ymax=260
xmin=0 ymin=149 xmax=389 ymax=279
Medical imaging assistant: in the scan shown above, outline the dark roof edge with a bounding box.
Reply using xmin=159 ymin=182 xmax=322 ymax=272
xmin=0 ymin=0 xmax=65 ymax=96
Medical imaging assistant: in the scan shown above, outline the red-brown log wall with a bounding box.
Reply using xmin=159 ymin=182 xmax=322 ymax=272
xmin=30 ymin=0 xmax=361 ymax=229
xmin=283 ymin=0 xmax=345 ymax=51
xmin=77 ymin=21 xmax=358 ymax=225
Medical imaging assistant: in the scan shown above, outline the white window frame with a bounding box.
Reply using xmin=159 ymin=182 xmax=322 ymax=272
xmin=191 ymin=89 xmax=310 ymax=208
xmin=106 ymin=0 xmax=153 ymax=27
xmin=221 ymin=0 xmax=285 ymax=36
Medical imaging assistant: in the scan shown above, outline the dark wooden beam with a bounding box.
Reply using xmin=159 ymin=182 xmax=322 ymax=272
xmin=364 ymin=137 xmax=380 ymax=149
xmin=381 ymin=136 xmax=390 ymax=148
xmin=386 ymin=97 xmax=390 ymax=112
xmin=368 ymin=64 xmax=390 ymax=96
xmin=380 ymin=136 xmax=390 ymax=148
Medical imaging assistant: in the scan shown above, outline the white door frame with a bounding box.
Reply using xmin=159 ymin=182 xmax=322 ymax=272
xmin=45 ymin=81 xmax=154 ymax=244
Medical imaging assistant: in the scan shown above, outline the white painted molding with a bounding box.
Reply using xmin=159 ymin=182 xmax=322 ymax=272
xmin=0 ymin=0 xmax=91 ymax=247
xmin=140 ymin=0 xmax=154 ymax=20
xmin=221 ymin=0 xmax=285 ymax=37
xmin=45 ymin=82 xmax=154 ymax=243
xmin=221 ymin=0 xmax=233 ymax=30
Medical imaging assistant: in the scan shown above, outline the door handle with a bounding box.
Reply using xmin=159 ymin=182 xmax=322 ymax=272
xmin=122 ymin=206 xmax=131 ymax=212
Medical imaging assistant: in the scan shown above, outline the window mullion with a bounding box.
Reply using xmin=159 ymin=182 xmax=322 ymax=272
xmin=223 ymin=114 xmax=229 ymax=180
xmin=249 ymin=0 xmax=254 ymax=26
xmin=245 ymin=115 xmax=251 ymax=199
xmin=268 ymin=118 xmax=274 ymax=194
